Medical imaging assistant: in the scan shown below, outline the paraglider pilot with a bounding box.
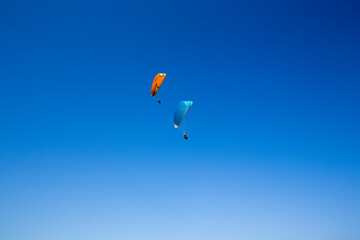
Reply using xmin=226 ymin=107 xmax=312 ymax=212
xmin=157 ymin=99 xmax=161 ymax=104
xmin=183 ymin=133 xmax=188 ymax=140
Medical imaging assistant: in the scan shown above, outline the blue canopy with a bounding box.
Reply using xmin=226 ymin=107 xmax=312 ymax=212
xmin=174 ymin=101 xmax=193 ymax=128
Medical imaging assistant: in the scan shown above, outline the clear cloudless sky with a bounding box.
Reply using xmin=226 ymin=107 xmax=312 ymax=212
xmin=1 ymin=0 xmax=360 ymax=239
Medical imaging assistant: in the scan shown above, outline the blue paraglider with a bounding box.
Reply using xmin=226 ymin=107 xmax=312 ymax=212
xmin=174 ymin=101 xmax=193 ymax=128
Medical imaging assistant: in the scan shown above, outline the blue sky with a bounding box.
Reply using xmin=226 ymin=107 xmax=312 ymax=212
xmin=1 ymin=0 xmax=360 ymax=239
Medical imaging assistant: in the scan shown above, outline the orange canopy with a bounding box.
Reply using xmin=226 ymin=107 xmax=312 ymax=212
xmin=151 ymin=73 xmax=166 ymax=96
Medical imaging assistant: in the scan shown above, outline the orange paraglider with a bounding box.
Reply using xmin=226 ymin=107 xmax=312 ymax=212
xmin=151 ymin=73 xmax=166 ymax=97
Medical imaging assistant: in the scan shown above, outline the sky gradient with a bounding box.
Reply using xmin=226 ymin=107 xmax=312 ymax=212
xmin=1 ymin=0 xmax=360 ymax=239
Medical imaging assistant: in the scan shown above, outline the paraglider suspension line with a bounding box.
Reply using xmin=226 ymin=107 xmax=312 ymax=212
xmin=184 ymin=114 xmax=188 ymax=134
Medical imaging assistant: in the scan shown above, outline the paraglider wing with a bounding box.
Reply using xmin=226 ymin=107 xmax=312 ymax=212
xmin=151 ymin=73 xmax=166 ymax=96
xmin=174 ymin=101 xmax=193 ymax=128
